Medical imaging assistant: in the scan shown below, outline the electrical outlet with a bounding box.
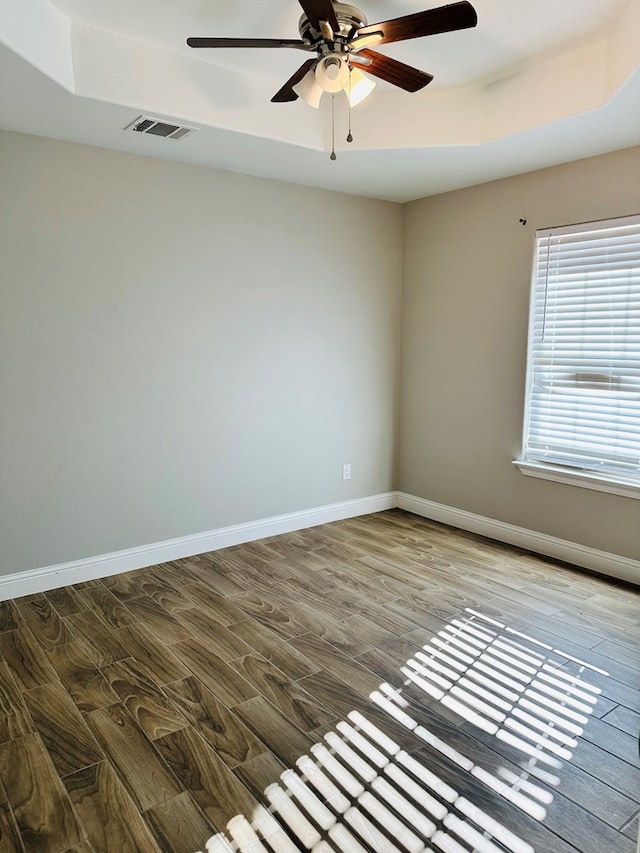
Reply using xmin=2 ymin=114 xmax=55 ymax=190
xmin=342 ymin=463 xmax=352 ymax=481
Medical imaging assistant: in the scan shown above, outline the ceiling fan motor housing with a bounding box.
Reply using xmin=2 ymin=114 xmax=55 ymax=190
xmin=299 ymin=3 xmax=368 ymax=50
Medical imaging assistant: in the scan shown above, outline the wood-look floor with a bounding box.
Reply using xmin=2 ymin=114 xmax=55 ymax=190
xmin=0 ymin=510 xmax=638 ymax=852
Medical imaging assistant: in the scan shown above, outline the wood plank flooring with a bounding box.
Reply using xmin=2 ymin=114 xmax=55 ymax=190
xmin=0 ymin=510 xmax=638 ymax=852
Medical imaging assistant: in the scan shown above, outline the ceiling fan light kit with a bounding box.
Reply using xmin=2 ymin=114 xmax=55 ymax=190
xmin=187 ymin=0 xmax=478 ymax=156
xmin=291 ymin=63 xmax=375 ymax=114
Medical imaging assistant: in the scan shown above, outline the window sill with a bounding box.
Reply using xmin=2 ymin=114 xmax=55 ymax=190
xmin=512 ymin=460 xmax=640 ymax=501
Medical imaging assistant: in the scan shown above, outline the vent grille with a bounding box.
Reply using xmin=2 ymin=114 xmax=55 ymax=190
xmin=124 ymin=116 xmax=198 ymax=141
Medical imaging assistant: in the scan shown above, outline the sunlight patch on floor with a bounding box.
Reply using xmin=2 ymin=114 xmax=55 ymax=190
xmin=200 ymin=608 xmax=606 ymax=853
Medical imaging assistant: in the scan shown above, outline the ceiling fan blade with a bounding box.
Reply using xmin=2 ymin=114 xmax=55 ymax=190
xmin=297 ymin=0 xmax=340 ymax=33
xmin=353 ymin=1 xmax=477 ymax=47
xmin=271 ymin=58 xmax=318 ymax=102
xmin=350 ymin=49 xmax=433 ymax=92
xmin=187 ymin=37 xmax=309 ymax=50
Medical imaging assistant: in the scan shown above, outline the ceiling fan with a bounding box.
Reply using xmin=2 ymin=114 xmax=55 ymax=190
xmin=187 ymin=1 xmax=478 ymax=107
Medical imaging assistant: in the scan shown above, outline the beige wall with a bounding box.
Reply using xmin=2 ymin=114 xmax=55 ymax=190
xmin=2 ymin=130 xmax=638 ymax=577
xmin=399 ymin=145 xmax=640 ymax=561
xmin=0 ymin=131 xmax=402 ymax=574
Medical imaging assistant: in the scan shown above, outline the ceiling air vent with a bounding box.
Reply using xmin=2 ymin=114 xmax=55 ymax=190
xmin=124 ymin=116 xmax=198 ymax=141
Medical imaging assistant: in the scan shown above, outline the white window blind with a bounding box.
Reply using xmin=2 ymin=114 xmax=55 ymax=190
xmin=522 ymin=213 xmax=640 ymax=482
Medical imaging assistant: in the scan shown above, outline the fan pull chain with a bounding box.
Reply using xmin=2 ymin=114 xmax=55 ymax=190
xmin=347 ymin=70 xmax=353 ymax=143
xmin=330 ymin=94 xmax=337 ymax=161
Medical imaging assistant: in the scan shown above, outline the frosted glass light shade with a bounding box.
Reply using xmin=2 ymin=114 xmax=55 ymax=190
xmin=293 ymin=69 xmax=323 ymax=109
xmin=346 ymin=68 xmax=376 ymax=107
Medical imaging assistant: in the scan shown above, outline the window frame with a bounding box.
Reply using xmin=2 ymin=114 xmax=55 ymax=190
xmin=514 ymin=213 xmax=640 ymax=500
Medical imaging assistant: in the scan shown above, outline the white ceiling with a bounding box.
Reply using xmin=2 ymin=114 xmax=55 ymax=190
xmin=1 ymin=0 xmax=639 ymax=201
xmin=48 ymin=0 xmax=628 ymax=87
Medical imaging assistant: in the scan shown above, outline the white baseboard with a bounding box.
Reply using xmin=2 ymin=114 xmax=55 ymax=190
xmin=0 ymin=492 xmax=396 ymax=601
xmin=3 ymin=489 xmax=637 ymax=600
xmin=397 ymin=492 xmax=640 ymax=586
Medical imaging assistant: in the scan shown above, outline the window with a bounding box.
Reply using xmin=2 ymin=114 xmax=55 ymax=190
xmin=516 ymin=213 xmax=640 ymax=498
